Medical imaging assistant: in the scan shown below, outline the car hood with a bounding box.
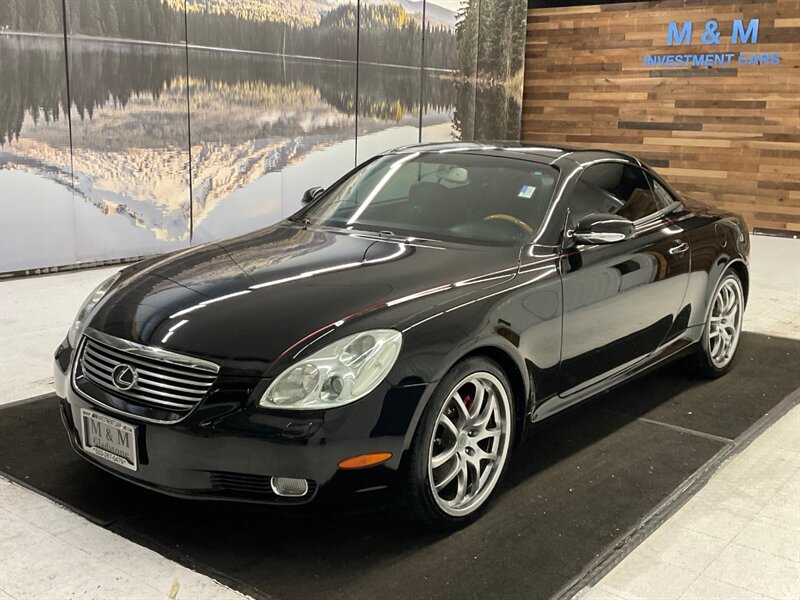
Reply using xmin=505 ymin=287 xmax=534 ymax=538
xmin=87 ymin=224 xmax=519 ymax=374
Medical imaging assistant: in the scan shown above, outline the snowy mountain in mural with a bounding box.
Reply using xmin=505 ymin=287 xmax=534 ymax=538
xmin=0 ymin=0 xmax=527 ymax=272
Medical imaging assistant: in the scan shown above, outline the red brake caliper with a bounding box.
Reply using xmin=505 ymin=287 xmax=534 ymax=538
xmin=459 ymin=390 xmax=474 ymax=413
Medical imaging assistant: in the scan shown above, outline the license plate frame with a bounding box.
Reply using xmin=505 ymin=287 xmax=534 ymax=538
xmin=80 ymin=408 xmax=138 ymax=471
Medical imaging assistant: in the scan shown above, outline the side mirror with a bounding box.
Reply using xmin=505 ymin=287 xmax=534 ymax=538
xmin=301 ymin=187 xmax=325 ymax=205
xmin=571 ymin=212 xmax=635 ymax=245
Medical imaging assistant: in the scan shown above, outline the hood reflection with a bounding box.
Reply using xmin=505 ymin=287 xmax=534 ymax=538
xmin=90 ymin=224 xmax=521 ymax=371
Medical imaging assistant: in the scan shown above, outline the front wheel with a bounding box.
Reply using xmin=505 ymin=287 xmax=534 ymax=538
xmin=691 ymin=270 xmax=745 ymax=378
xmin=403 ymin=357 xmax=514 ymax=529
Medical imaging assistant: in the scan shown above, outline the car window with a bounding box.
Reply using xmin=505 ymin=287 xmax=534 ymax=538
xmin=298 ymin=152 xmax=559 ymax=245
xmin=567 ymin=163 xmax=667 ymax=223
xmin=646 ymin=174 xmax=679 ymax=208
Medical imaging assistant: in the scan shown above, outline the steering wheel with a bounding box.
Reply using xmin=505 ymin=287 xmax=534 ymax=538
xmin=482 ymin=214 xmax=534 ymax=234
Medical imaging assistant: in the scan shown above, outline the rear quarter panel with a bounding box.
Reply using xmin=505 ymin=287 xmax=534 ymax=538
xmin=668 ymin=202 xmax=749 ymax=333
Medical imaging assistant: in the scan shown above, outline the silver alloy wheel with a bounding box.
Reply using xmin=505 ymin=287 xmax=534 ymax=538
xmin=427 ymin=372 xmax=512 ymax=517
xmin=706 ymin=276 xmax=744 ymax=369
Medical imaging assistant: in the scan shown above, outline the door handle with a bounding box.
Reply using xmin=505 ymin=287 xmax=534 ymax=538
xmin=669 ymin=241 xmax=689 ymax=255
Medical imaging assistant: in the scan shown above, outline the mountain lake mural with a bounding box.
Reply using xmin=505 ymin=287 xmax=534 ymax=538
xmin=0 ymin=0 xmax=528 ymax=273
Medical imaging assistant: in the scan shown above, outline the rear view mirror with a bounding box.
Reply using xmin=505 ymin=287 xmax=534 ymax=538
xmin=301 ymin=187 xmax=325 ymax=205
xmin=571 ymin=212 xmax=635 ymax=245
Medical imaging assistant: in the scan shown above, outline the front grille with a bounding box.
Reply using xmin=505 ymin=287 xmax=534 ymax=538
xmin=74 ymin=329 xmax=219 ymax=419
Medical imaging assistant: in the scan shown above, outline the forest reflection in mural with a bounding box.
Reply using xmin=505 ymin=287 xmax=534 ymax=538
xmin=0 ymin=0 xmax=527 ymax=273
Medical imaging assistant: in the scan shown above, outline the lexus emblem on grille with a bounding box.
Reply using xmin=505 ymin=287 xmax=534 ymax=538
xmin=111 ymin=364 xmax=138 ymax=391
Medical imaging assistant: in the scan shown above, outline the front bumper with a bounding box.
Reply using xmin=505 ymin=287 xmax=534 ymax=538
xmin=54 ymin=341 xmax=428 ymax=505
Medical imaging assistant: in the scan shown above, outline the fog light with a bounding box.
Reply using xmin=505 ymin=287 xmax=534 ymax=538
xmin=270 ymin=476 xmax=309 ymax=497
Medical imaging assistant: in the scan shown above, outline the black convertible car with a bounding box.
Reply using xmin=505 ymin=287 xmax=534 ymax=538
xmin=54 ymin=142 xmax=749 ymax=527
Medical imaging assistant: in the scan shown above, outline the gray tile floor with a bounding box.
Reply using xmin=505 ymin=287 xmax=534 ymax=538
xmin=0 ymin=235 xmax=798 ymax=599
xmin=579 ymin=404 xmax=800 ymax=600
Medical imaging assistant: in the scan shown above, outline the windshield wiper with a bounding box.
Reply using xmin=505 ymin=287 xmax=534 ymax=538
xmin=310 ymin=223 xmax=436 ymax=245
xmin=375 ymin=230 xmax=430 ymax=245
xmin=287 ymin=215 xmax=313 ymax=229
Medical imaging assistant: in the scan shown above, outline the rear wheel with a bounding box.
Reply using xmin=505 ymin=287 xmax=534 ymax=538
xmin=403 ymin=357 xmax=514 ymax=529
xmin=691 ymin=270 xmax=744 ymax=378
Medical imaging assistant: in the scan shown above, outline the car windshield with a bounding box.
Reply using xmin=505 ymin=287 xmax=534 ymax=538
xmin=296 ymin=152 xmax=559 ymax=245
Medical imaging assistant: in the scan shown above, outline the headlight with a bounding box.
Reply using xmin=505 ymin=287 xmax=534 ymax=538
xmin=260 ymin=329 xmax=402 ymax=410
xmin=67 ymin=272 xmax=121 ymax=346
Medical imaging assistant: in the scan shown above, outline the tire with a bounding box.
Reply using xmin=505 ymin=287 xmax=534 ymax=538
xmin=402 ymin=357 xmax=515 ymax=529
xmin=690 ymin=269 xmax=745 ymax=378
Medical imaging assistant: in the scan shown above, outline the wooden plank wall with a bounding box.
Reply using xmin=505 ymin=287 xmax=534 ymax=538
xmin=522 ymin=0 xmax=800 ymax=233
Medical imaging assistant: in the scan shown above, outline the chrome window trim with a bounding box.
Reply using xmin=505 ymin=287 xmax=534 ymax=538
xmin=573 ymin=157 xmax=634 ymax=168
xmin=632 ymin=201 xmax=682 ymax=230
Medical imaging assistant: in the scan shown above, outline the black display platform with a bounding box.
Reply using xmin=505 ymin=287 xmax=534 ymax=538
xmin=1 ymin=332 xmax=798 ymax=600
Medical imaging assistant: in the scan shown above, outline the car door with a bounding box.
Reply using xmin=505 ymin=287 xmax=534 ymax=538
xmin=557 ymin=161 xmax=690 ymax=393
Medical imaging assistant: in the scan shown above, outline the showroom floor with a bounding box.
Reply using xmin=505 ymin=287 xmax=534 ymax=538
xmin=579 ymin=401 xmax=800 ymax=600
xmin=0 ymin=234 xmax=798 ymax=599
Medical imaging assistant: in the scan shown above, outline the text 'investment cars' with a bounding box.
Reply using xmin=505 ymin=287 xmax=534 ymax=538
xmin=54 ymin=142 xmax=749 ymax=527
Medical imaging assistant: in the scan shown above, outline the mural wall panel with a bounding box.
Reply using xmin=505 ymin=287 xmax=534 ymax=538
xmin=64 ymin=0 xmax=192 ymax=263
xmin=417 ymin=0 xmax=461 ymax=142
xmin=355 ymin=0 xmax=424 ymax=164
xmin=0 ymin=1 xmax=76 ymax=272
xmin=474 ymin=0 xmax=526 ymax=140
xmin=184 ymin=1 xmax=359 ymax=242
xmin=0 ymin=0 xmax=528 ymax=274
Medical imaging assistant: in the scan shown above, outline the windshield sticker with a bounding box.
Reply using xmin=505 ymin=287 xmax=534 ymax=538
xmin=518 ymin=185 xmax=536 ymax=199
